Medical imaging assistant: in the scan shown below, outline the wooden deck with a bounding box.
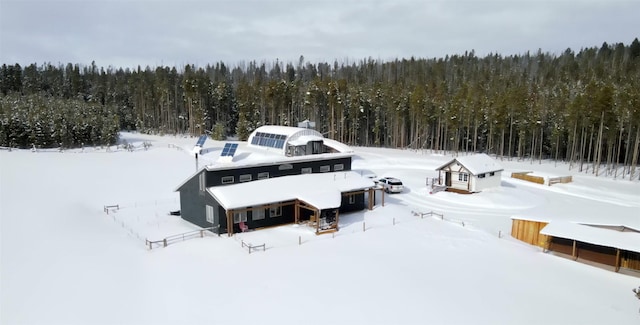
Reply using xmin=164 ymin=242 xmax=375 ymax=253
xmin=445 ymin=187 xmax=472 ymax=194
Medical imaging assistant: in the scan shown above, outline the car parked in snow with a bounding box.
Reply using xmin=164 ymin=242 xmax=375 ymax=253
xmin=377 ymin=177 xmax=404 ymax=193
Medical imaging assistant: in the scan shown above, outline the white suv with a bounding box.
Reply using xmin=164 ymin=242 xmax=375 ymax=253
xmin=377 ymin=177 xmax=404 ymax=193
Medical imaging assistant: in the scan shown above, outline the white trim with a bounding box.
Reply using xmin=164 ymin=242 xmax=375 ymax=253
xmin=252 ymin=208 xmax=265 ymax=220
xmin=270 ymin=206 xmax=282 ymax=217
xmin=221 ymin=176 xmax=234 ymax=184
xmin=233 ymin=211 xmax=247 ymax=223
xmin=206 ymin=205 xmax=215 ymax=224
xmin=199 ymin=173 xmax=205 ymax=195
xmin=239 ymin=174 xmax=252 ymax=182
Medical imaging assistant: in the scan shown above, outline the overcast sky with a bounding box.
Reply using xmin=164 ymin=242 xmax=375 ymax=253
xmin=1 ymin=0 xmax=639 ymax=69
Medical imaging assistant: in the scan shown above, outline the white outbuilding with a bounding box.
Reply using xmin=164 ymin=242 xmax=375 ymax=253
xmin=435 ymin=153 xmax=503 ymax=193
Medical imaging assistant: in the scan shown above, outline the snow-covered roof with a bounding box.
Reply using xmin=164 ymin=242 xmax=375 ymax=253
xmin=510 ymin=215 xmax=552 ymax=223
xmin=204 ymin=151 xmax=354 ymax=172
xmin=288 ymin=135 xmax=324 ymax=146
xmin=246 ymin=125 xmax=354 ymax=156
xmin=172 ymin=142 xmax=355 ymax=192
xmin=540 ymin=221 xmax=640 ymax=253
xmin=207 ymin=171 xmax=375 ymax=210
xmin=323 ymin=138 xmax=353 ymax=153
xmin=247 ymin=125 xmax=325 ymax=155
xmin=436 ymin=153 xmax=503 ymax=175
xmin=252 ymin=125 xmax=319 ymax=138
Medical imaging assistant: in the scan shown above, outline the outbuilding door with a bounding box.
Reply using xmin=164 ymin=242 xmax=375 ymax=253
xmin=445 ymin=172 xmax=452 ymax=186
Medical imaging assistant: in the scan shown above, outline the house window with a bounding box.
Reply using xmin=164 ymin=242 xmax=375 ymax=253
xmin=320 ymin=165 xmax=330 ymax=172
xmin=239 ymin=174 xmax=252 ymax=182
xmin=334 ymin=164 xmax=344 ymax=171
xmin=478 ymin=173 xmax=485 ymax=179
xmin=489 ymin=172 xmax=495 ymax=176
xmin=221 ymin=176 xmax=234 ymax=184
xmin=257 ymin=172 xmax=269 ymax=180
xmin=301 ymin=167 xmax=312 ymax=174
xmin=348 ymin=195 xmax=356 ymax=204
xmin=233 ymin=211 xmax=247 ymax=224
xmin=252 ymin=208 xmax=265 ymax=220
xmin=206 ymin=205 xmax=216 ymax=224
xmin=270 ymin=206 xmax=282 ymax=217
xmin=199 ymin=173 xmax=205 ymax=194
xmin=279 ymin=164 xmax=293 ymax=170
xmin=458 ymin=173 xmax=468 ymax=181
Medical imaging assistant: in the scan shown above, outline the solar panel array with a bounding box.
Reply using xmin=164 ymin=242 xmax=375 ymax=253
xmin=250 ymin=132 xmax=287 ymax=149
xmin=195 ymin=135 xmax=207 ymax=147
xmin=220 ymin=143 xmax=239 ymax=157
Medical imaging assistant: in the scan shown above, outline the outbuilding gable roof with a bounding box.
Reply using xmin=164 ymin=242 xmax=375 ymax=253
xmin=436 ymin=153 xmax=503 ymax=175
xmin=540 ymin=221 xmax=640 ymax=254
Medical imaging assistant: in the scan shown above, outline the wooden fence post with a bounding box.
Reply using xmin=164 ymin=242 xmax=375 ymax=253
xmin=163 ymin=239 xmax=167 ymax=247
xmin=363 ymin=222 xmax=366 ymax=232
xmin=298 ymin=236 xmax=301 ymax=245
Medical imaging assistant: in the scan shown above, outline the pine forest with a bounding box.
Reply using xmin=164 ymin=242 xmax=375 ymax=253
xmin=1 ymin=39 xmax=640 ymax=179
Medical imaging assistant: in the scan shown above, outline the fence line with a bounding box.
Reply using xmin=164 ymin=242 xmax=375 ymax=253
xmin=241 ymin=240 xmax=266 ymax=254
xmin=548 ymin=175 xmax=572 ymax=186
xmin=103 ymin=198 xmax=179 ymax=210
xmin=107 ymin=211 xmax=145 ymax=243
xmin=104 ymin=204 xmax=119 ymax=214
xmin=146 ymin=226 xmax=219 ymax=249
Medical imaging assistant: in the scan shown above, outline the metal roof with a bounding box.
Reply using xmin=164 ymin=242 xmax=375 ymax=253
xmin=540 ymin=221 xmax=640 ymax=253
xmin=435 ymin=153 xmax=504 ymax=175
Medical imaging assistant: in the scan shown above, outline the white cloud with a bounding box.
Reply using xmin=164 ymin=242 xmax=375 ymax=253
xmin=1 ymin=0 xmax=639 ymax=69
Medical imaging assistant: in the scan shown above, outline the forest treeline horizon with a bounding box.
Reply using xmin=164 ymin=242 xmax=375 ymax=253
xmin=1 ymin=38 xmax=640 ymax=179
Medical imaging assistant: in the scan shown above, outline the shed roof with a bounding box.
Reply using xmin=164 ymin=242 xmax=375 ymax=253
xmin=207 ymin=171 xmax=375 ymax=210
xmin=540 ymin=221 xmax=640 ymax=253
xmin=510 ymin=215 xmax=552 ymax=223
xmin=436 ymin=153 xmax=503 ymax=175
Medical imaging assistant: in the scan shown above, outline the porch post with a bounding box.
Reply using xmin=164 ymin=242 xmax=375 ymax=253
xmin=294 ymin=201 xmax=300 ymax=224
xmin=615 ymin=249 xmax=621 ymax=272
xmin=572 ymin=240 xmax=577 ymax=260
xmin=227 ymin=210 xmax=233 ymax=237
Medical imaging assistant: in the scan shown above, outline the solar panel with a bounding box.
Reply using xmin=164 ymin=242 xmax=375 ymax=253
xmin=251 ymin=132 xmax=286 ymax=149
xmin=220 ymin=143 xmax=239 ymax=157
xmin=195 ymin=135 xmax=207 ymax=147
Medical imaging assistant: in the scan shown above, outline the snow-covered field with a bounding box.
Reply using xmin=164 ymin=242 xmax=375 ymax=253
xmin=2 ymin=132 xmax=640 ymax=325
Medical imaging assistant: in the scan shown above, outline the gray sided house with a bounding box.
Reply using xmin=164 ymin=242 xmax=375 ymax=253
xmin=435 ymin=153 xmax=503 ymax=193
xmin=174 ymin=125 xmax=376 ymax=235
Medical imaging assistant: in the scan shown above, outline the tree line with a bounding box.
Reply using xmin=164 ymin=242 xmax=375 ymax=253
xmin=1 ymin=39 xmax=639 ymax=179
